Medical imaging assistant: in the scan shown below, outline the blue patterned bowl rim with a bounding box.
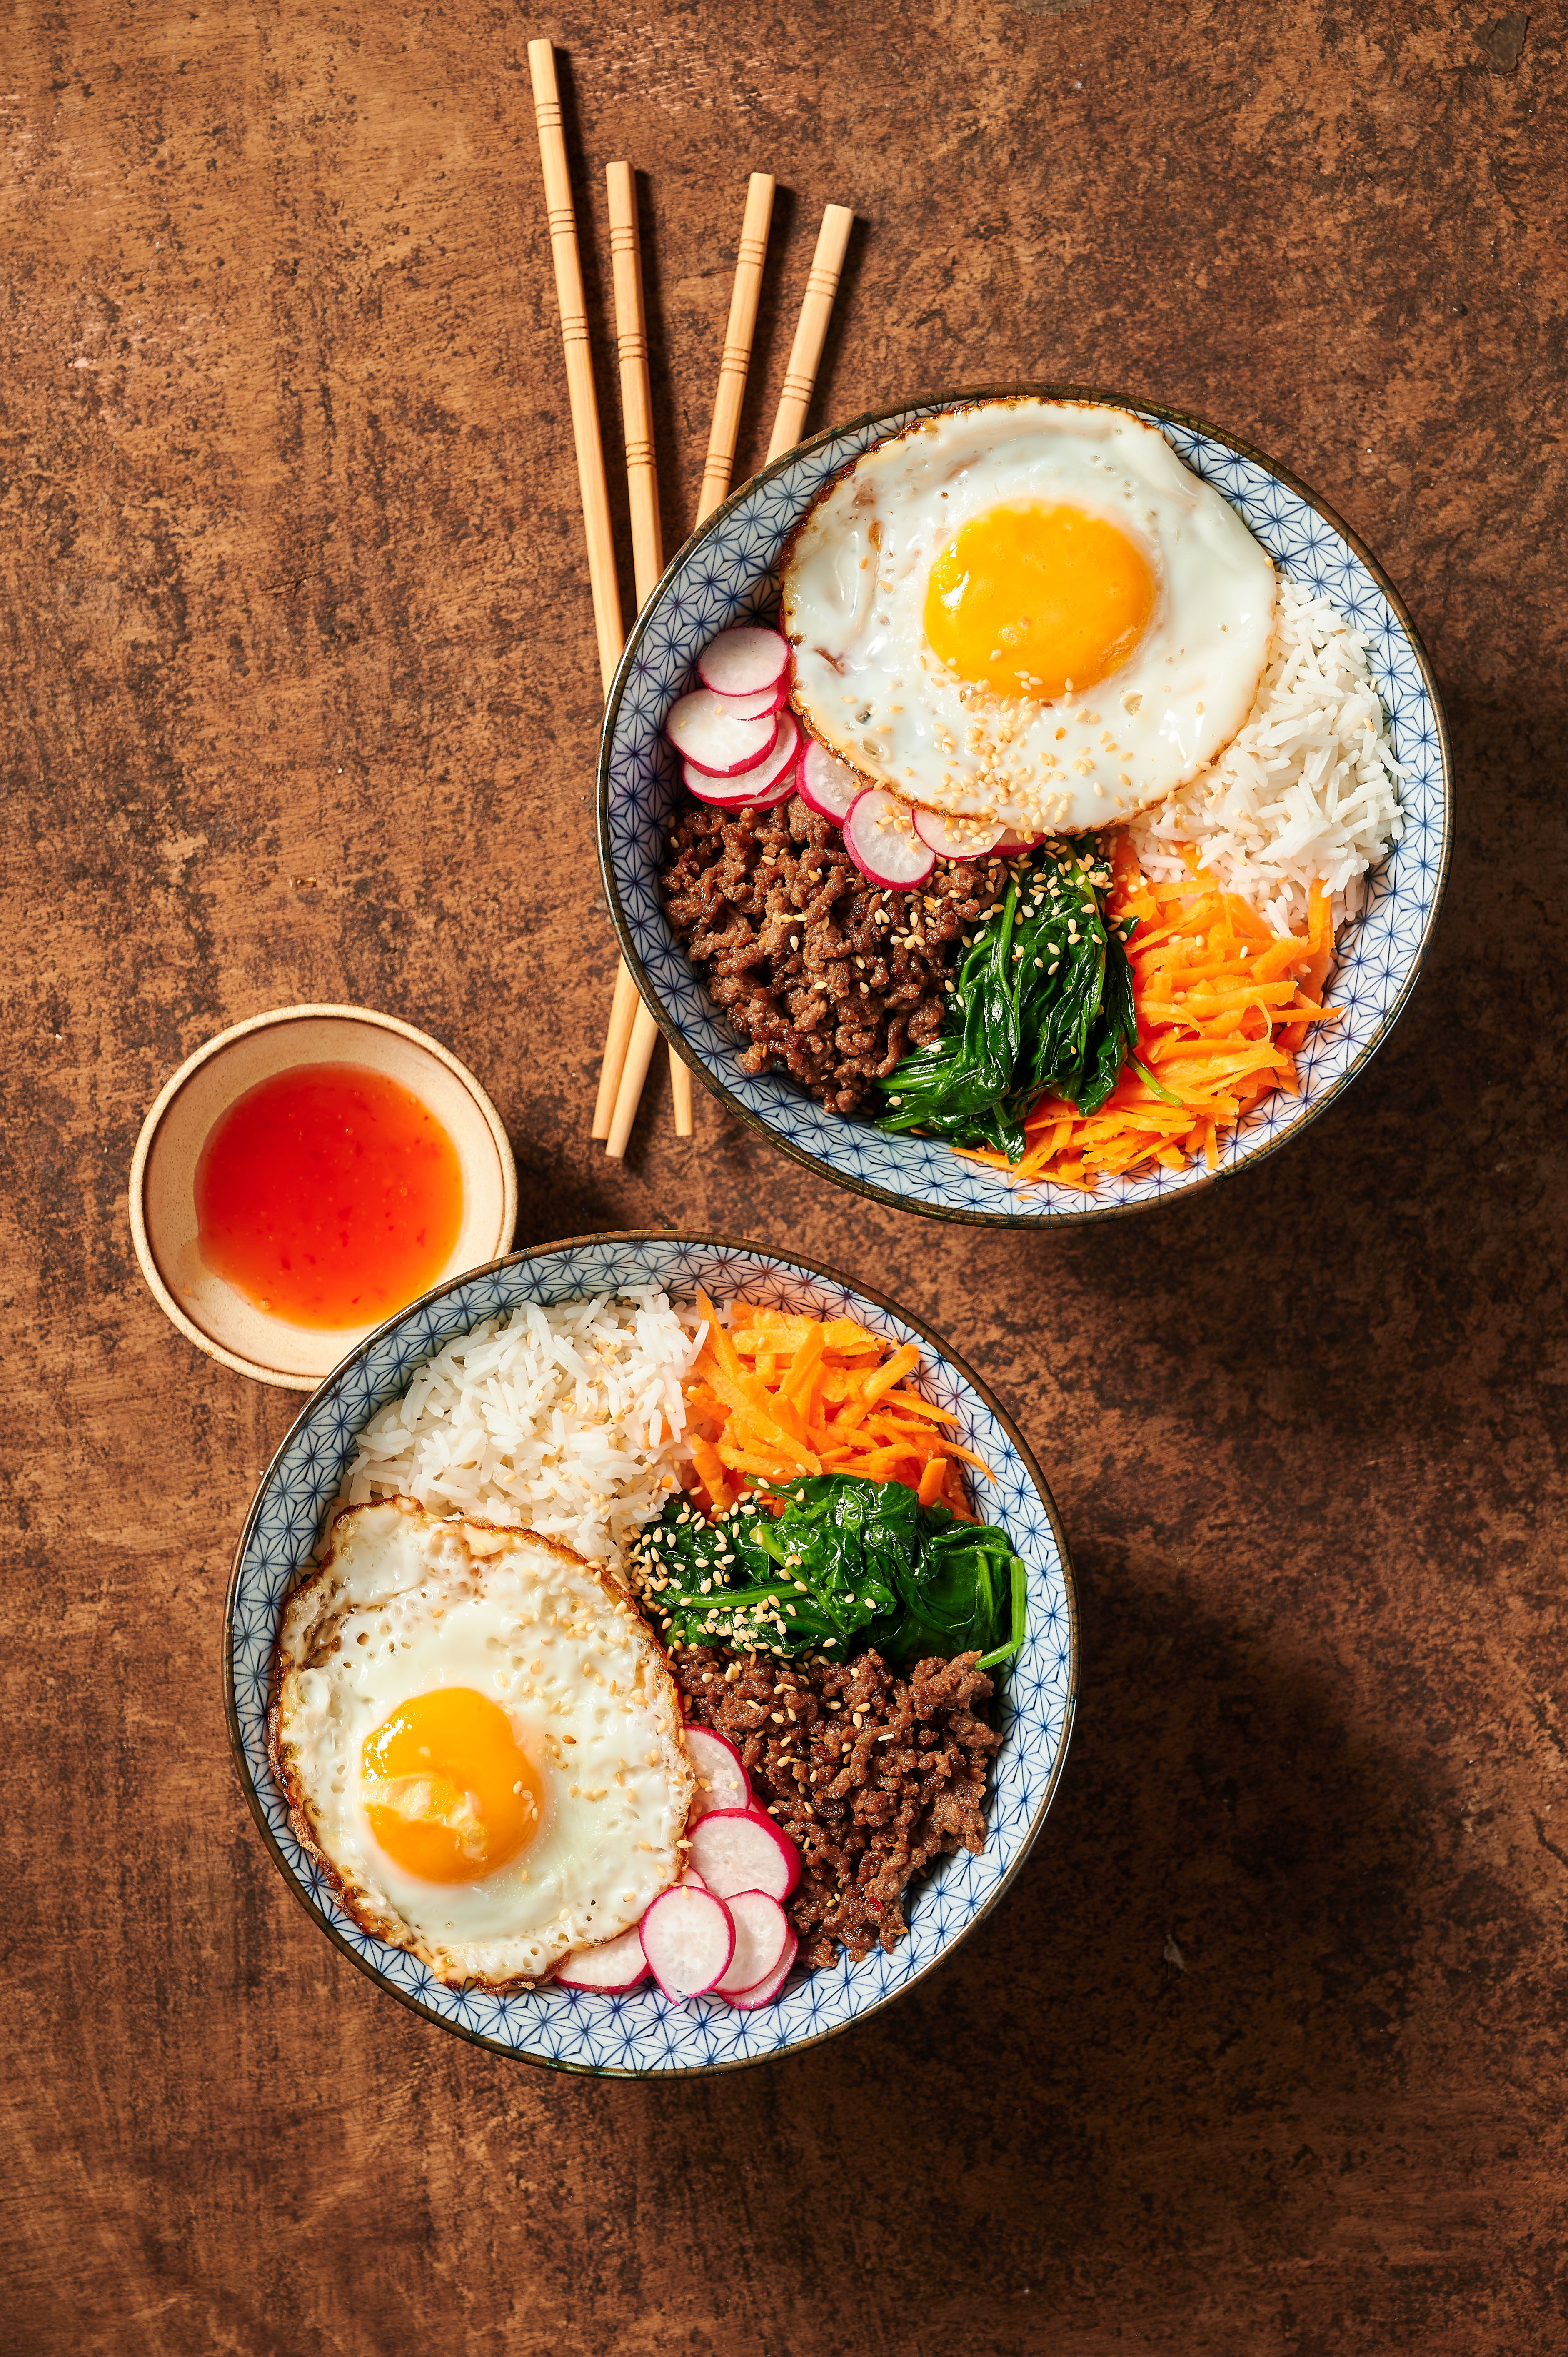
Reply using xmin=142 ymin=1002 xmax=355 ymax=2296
xmin=223 ymin=1232 xmax=1078 ymax=2076
xmin=597 ymin=383 xmax=1452 ymax=1227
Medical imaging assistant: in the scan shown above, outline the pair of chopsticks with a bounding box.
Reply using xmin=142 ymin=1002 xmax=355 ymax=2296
xmin=527 ymin=41 xmax=852 ymax=1158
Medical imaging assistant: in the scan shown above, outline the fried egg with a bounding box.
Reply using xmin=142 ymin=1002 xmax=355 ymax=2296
xmin=268 ymin=1498 xmax=693 ymax=1987
xmin=782 ymin=398 xmax=1277 ymax=835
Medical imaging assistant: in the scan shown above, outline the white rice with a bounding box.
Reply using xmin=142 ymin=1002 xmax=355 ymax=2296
xmin=332 ymin=1291 xmax=704 ymax=1568
xmin=1127 ymin=577 xmax=1404 ymax=936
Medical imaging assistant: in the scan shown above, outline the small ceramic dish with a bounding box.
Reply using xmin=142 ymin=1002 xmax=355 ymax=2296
xmin=598 ymin=383 xmax=1452 ymax=1225
xmin=130 ymin=1004 xmax=517 ymax=1388
xmin=224 ymin=1233 xmax=1076 ymax=2076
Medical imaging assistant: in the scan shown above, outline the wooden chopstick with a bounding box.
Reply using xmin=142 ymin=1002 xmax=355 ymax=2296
xmin=607 ymin=162 xmax=662 ymax=604
xmin=590 ymin=964 xmax=642 ymax=1139
xmin=527 ymin=41 xmax=624 ymax=695
xmin=604 ymin=997 xmax=663 ymax=1160
xmin=606 ymin=171 xmax=779 ymax=1161
xmin=695 ymin=172 xmax=776 ymax=526
xmin=529 ymin=44 xmax=651 ymax=1143
xmin=767 ymin=205 xmax=854 ymax=464
xmin=583 ymin=165 xmax=693 ymax=1146
xmin=589 ymin=166 xmax=660 ymax=1140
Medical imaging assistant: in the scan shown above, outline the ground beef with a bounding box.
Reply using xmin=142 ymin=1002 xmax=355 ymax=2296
xmin=674 ymin=1647 xmax=1002 ymax=1970
xmin=661 ymin=793 xmax=1004 ymax=1115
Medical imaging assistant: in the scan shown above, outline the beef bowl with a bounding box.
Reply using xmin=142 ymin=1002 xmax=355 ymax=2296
xmin=225 ymin=1233 xmax=1077 ymax=2076
xmin=597 ymin=385 xmax=1450 ymax=1225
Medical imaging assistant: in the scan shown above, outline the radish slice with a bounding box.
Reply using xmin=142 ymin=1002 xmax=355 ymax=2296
xmin=994 ymin=829 xmax=1045 ymax=854
xmin=684 ymin=760 xmax=798 ymax=812
xmin=712 ymin=1890 xmax=790 ymax=1996
xmin=720 ymin=1927 xmax=798 ymax=2010
xmin=844 ymin=791 xmax=937 ymax=891
xmin=688 ymin=1807 xmax=801 ymax=1903
xmin=720 ymin=674 xmax=791 ymax=722
xmin=639 ymin=1884 xmax=735 ymax=2000
xmin=555 ymin=1925 xmax=650 ymax=1993
xmin=667 ymin=692 xmax=781 ymax=778
xmin=685 ymin=1726 xmax=751 ymax=1820
xmin=913 ymin=808 xmax=1009 ymax=860
xmin=682 ymin=712 xmax=800 ymax=810
xmin=796 ymin=740 xmax=864 ymax=823
xmin=678 ymin=1866 xmax=709 ymax=1890
xmin=698 ymin=626 xmax=789 ymax=699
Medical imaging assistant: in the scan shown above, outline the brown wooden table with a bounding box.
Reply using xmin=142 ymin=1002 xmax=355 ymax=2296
xmin=7 ymin=3 xmax=1564 ymax=2349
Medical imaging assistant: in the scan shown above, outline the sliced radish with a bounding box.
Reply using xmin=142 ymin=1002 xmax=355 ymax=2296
xmin=913 ymin=808 xmax=1009 ymax=861
xmin=684 ymin=761 xmax=797 ymax=812
xmin=685 ymin=1726 xmax=751 ymax=1820
xmin=683 ymin=762 xmax=784 ymax=810
xmin=682 ymin=712 xmax=800 ymax=811
xmin=555 ymin=1925 xmax=650 ymax=1993
xmin=678 ymin=1866 xmax=709 ymax=1890
xmin=666 ymin=692 xmax=781 ymax=778
xmin=796 ymin=740 xmax=865 ymax=824
xmin=688 ymin=1807 xmax=801 ymax=1903
xmin=698 ymin=626 xmax=789 ymax=699
xmin=720 ymin=674 xmax=791 ymax=722
xmin=712 ymin=1890 xmax=791 ymax=1996
xmin=844 ymin=791 xmax=937 ymax=891
xmin=639 ymin=1883 xmax=735 ymax=2000
xmin=994 ymin=829 xmax=1045 ymax=854
xmin=720 ymin=1927 xmax=798 ymax=2010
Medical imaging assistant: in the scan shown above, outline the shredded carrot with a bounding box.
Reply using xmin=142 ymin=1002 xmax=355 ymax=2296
xmin=687 ymin=1434 xmax=734 ymax=1516
xmin=832 ymin=1341 xmax=921 ymax=1434
xmin=681 ymin=1298 xmax=988 ymax=1519
xmin=780 ymin=1324 xmax=826 ymax=1414
xmin=958 ymin=844 xmax=1340 ymax=1193
xmin=879 ymin=1388 xmax=960 ymax=1426
xmin=917 ymin=1457 xmax=951 ymax=1507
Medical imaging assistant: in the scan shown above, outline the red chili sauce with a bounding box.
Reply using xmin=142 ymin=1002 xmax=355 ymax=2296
xmin=195 ymin=1062 xmax=464 ymax=1329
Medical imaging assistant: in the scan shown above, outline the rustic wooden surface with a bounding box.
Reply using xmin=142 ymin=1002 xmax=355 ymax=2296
xmin=5 ymin=2 xmax=1565 ymax=2350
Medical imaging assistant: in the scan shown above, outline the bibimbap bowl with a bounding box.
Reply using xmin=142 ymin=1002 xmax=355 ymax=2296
xmin=598 ymin=385 xmax=1452 ymax=1225
xmin=225 ymin=1233 xmax=1076 ymax=2075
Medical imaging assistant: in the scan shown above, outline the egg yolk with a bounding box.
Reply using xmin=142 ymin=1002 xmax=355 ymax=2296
xmin=924 ymin=501 xmax=1157 ymax=701
xmin=360 ymin=1688 xmax=544 ymax=1885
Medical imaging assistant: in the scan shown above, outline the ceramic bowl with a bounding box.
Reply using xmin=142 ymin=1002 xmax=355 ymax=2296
xmin=130 ymin=1004 xmax=517 ymax=1388
xmin=224 ymin=1233 xmax=1076 ymax=2075
xmin=598 ymin=384 xmax=1451 ymax=1225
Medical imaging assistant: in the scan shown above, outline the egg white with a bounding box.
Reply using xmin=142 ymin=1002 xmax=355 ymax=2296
xmin=782 ymin=398 xmax=1277 ymax=835
xmin=268 ymin=1498 xmax=693 ymax=1987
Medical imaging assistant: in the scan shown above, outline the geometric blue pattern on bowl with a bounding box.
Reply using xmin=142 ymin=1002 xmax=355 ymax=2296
xmin=224 ymin=1233 xmax=1076 ymax=2075
xmin=598 ymin=385 xmax=1452 ymax=1225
